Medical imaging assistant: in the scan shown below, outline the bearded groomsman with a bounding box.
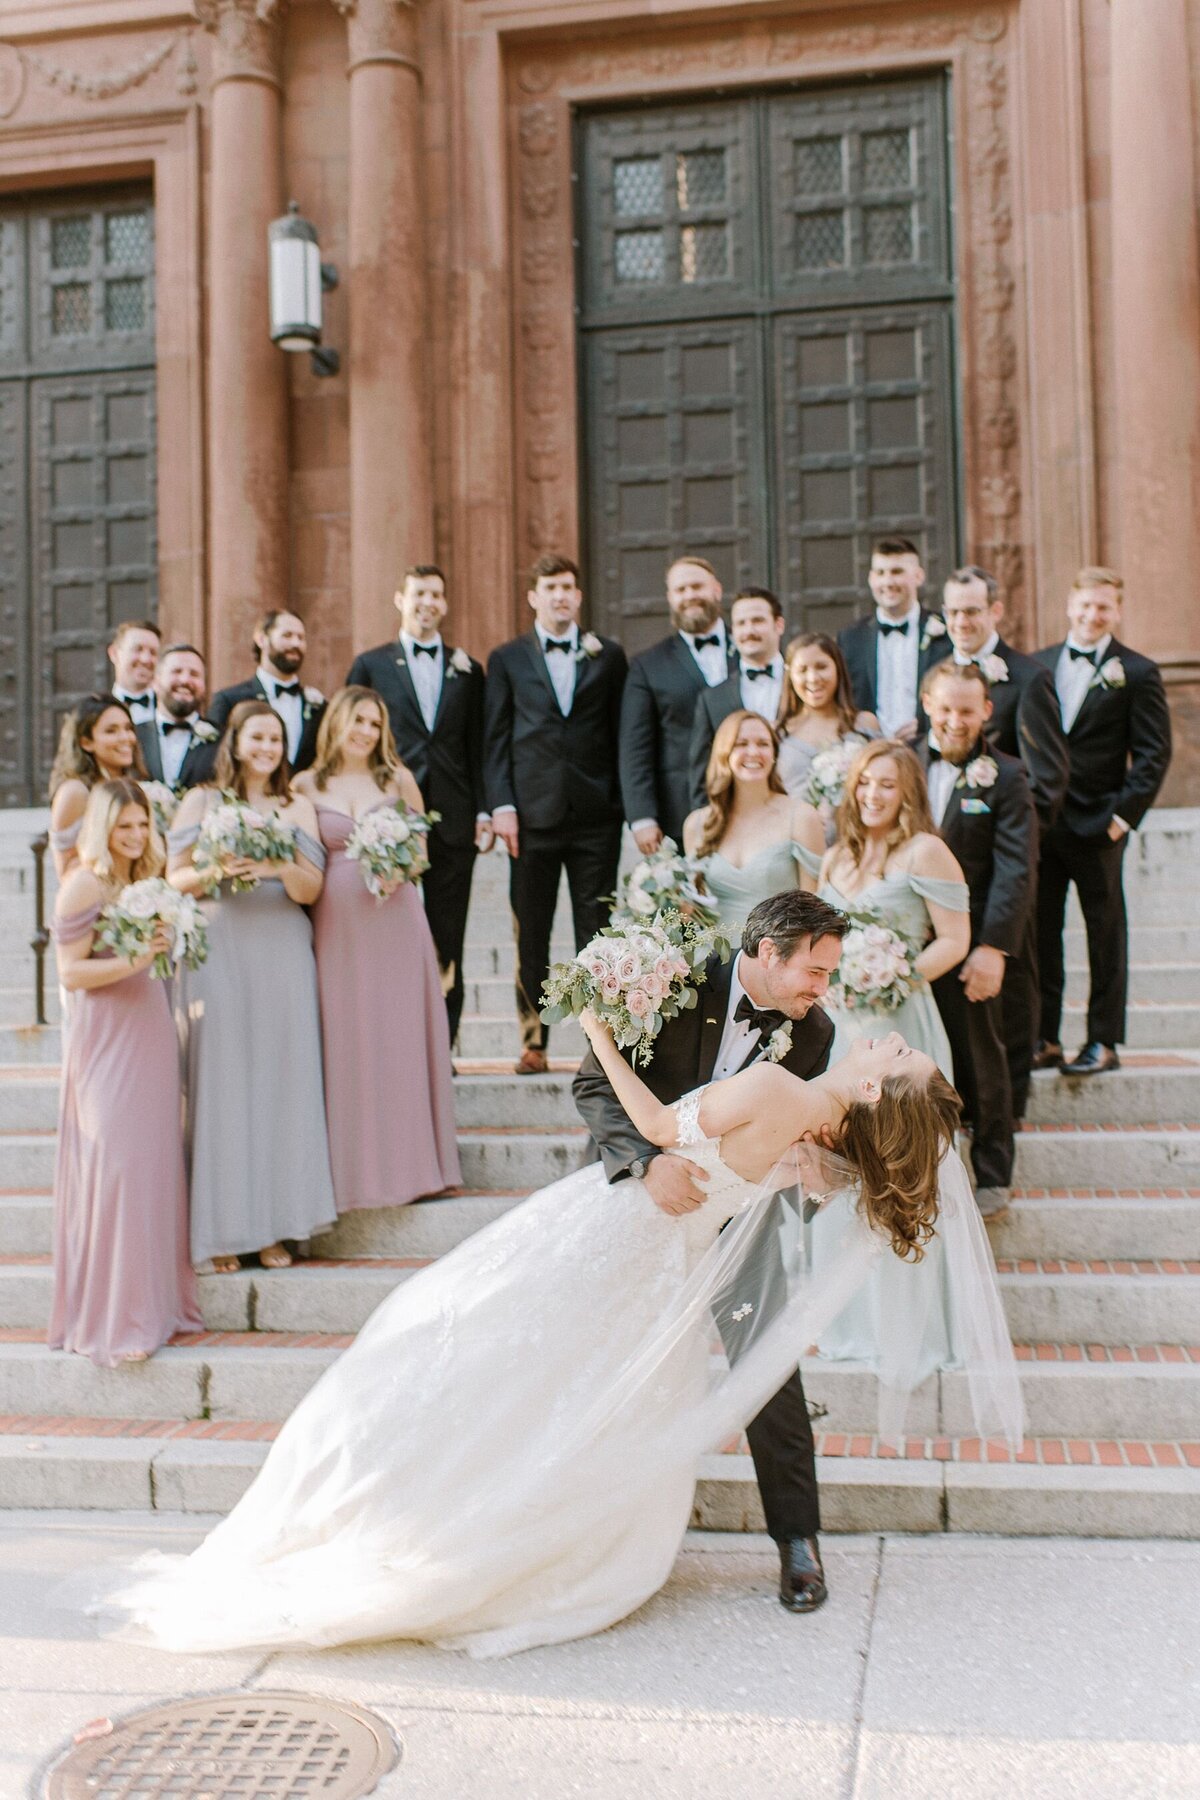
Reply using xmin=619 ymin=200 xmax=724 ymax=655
xmin=688 ymin=587 xmax=786 ymax=805
xmin=209 ymin=609 xmax=325 ymax=772
xmin=1033 ymin=568 xmax=1172 ymax=1076
xmin=135 ymin=643 xmax=219 ymax=790
xmin=838 ymin=536 xmax=952 ymax=742
xmin=485 ymin=554 xmax=627 ymax=1075
xmin=920 ymin=662 xmax=1037 ymax=1217
xmin=620 ymin=556 xmax=736 ymax=851
xmin=347 ymin=565 xmax=490 ymax=1046
xmin=942 ymin=566 xmax=1069 ymax=1118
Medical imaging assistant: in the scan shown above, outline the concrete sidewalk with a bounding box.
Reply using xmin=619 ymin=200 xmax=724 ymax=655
xmin=2 ymin=1517 xmax=1198 ymax=1799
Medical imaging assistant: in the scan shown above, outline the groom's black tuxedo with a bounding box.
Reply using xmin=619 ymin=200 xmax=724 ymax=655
xmin=574 ymin=952 xmax=835 ymax=1543
xmin=620 ymin=631 xmax=736 ymax=844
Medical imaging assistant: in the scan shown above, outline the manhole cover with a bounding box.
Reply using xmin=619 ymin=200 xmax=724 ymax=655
xmin=44 ymin=1690 xmax=399 ymax=1799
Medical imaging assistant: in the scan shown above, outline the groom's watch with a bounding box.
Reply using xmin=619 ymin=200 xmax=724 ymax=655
xmin=629 ymin=1156 xmax=653 ymax=1180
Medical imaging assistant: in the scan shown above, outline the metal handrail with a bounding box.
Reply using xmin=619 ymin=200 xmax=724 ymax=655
xmin=29 ymin=831 xmax=49 ymax=1027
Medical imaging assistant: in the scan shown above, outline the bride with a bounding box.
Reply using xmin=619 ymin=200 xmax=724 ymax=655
xmin=83 ymin=1020 xmax=1021 ymax=1661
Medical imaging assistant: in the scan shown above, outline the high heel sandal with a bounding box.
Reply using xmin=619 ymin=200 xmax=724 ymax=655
xmin=259 ymin=1244 xmax=292 ymax=1269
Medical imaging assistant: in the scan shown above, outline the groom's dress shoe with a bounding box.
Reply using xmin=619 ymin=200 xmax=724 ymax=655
xmin=1063 ymin=1042 xmax=1119 ymax=1076
xmin=777 ymin=1537 xmax=827 ymax=1613
xmin=1031 ymin=1041 xmax=1064 ymax=1071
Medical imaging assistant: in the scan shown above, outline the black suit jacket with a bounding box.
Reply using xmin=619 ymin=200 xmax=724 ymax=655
xmin=920 ymin=741 xmax=1037 ymax=958
xmin=974 ymin=638 xmax=1069 ymax=835
xmin=207 ymin=674 xmax=326 ymax=773
xmin=135 ymin=717 xmax=218 ymax=791
xmin=574 ymin=951 xmax=835 ymax=1183
xmin=346 ymin=640 xmax=485 ymax=848
xmin=483 ymin=630 xmax=627 ymax=832
xmin=1032 ymin=638 xmax=1172 ymax=837
xmin=620 ymin=632 xmax=737 ymax=842
xmin=838 ymin=609 xmax=952 ymax=726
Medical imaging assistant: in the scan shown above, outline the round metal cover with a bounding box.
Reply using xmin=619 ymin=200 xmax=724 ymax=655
xmin=44 ymin=1690 xmax=400 ymax=1799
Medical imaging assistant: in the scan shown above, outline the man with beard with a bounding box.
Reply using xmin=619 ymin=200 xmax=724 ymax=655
xmin=619 ymin=556 xmax=736 ymax=850
xmin=208 ymin=609 xmax=326 ymax=772
xmin=135 ymin=643 xmax=220 ymax=790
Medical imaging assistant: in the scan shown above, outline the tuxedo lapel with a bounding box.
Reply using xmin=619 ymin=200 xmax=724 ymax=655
xmin=430 ymin=647 xmax=458 ymax=732
xmin=667 ymin=631 xmax=706 ymax=696
xmin=389 ymin=647 xmax=429 ymax=737
xmin=137 ymin=721 xmax=164 ymax=783
xmin=523 ymin=629 xmax=564 ymax=712
xmin=1069 ymin=640 xmax=1126 ymax=735
xmin=697 ymin=954 xmax=734 ymax=1082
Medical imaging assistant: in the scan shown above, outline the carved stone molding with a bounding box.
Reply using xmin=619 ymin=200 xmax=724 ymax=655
xmin=193 ymin=0 xmax=283 ymax=87
xmin=332 ymin=0 xmax=419 ymax=77
xmin=0 ymin=31 xmax=197 ymax=110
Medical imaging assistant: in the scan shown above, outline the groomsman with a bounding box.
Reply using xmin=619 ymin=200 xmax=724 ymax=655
xmin=920 ymin=661 xmax=1037 ymax=1217
xmin=135 ymin=643 xmax=219 ymax=790
xmin=838 ymin=537 xmax=952 ymax=741
xmin=347 ymin=565 xmax=490 ymax=1045
xmin=1033 ymin=568 xmax=1172 ymax=1076
xmin=942 ymin=566 xmax=1069 ymax=1117
xmin=620 ymin=556 xmax=735 ymax=851
xmin=208 ymin=609 xmax=326 ymax=772
xmin=485 ymin=554 xmax=627 ymax=1075
xmin=688 ymin=587 xmax=786 ymax=806
xmin=106 ymin=618 xmax=160 ymax=725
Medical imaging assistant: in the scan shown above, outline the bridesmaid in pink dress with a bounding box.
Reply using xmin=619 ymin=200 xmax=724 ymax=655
xmin=51 ymin=779 xmax=203 ymax=1366
xmin=294 ymin=687 xmax=461 ymax=1210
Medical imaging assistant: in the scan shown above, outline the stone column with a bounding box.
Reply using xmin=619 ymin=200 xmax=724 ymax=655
xmin=338 ymin=0 xmax=433 ymax=646
xmin=195 ymin=0 xmax=290 ymax=688
xmin=1110 ymin=0 xmax=1200 ymax=659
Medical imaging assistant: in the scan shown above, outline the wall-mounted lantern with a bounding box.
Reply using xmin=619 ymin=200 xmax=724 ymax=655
xmin=268 ymin=200 xmax=340 ymax=377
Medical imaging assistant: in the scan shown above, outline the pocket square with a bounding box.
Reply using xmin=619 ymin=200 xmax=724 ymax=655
xmin=960 ymin=798 xmax=991 ymax=814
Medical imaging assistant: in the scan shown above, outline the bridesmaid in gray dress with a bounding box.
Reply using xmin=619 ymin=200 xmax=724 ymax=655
xmin=169 ymin=700 xmax=336 ymax=1272
xmin=775 ymin=635 xmax=879 ymax=846
xmin=682 ymin=708 xmax=824 ymax=937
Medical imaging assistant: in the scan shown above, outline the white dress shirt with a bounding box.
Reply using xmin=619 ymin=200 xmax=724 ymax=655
xmin=1055 ymin=633 xmax=1111 ymax=733
xmin=156 ymin=710 xmax=200 ymax=787
xmin=259 ymin=671 xmax=305 ymax=763
xmin=874 ymin=605 xmax=921 ymax=737
xmin=400 ymin=630 xmax=443 ymax=732
xmin=926 ymin=739 xmax=961 ymax=826
xmin=738 ymin=657 xmax=783 ymax=722
xmin=113 ymin=685 xmax=154 ymax=720
xmin=681 ymin=622 xmax=730 ymax=688
xmin=712 ymin=953 xmax=766 ymax=1081
xmin=953 ymin=629 xmax=1001 ymax=668
xmin=536 ymin=622 xmax=579 ymax=716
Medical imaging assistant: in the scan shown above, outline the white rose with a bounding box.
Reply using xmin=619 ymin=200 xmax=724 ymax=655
xmin=981 ymin=654 xmax=1009 ymax=684
xmin=1100 ymin=657 xmax=1126 ymax=688
xmin=303 ymin=685 xmax=325 ymax=706
xmin=193 ymin=720 xmax=218 ymax=742
xmin=580 ymin=632 xmax=603 ymax=658
xmin=450 ymin=647 xmax=473 ymax=675
xmin=965 ymin=755 xmax=999 ymax=790
xmin=923 ymin=615 xmax=946 ymax=637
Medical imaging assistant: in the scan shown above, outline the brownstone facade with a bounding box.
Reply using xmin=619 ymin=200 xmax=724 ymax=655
xmin=3 ymin=0 xmax=1199 ymax=801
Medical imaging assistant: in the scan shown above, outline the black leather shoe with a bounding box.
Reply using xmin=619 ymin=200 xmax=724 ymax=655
xmin=777 ymin=1536 xmax=827 ymax=1613
xmin=1031 ymin=1040 xmax=1064 ymax=1071
xmin=1063 ymin=1042 xmax=1120 ymax=1076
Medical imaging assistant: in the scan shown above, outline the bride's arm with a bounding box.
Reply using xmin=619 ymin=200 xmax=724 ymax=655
xmin=578 ymin=1011 xmax=679 ymax=1149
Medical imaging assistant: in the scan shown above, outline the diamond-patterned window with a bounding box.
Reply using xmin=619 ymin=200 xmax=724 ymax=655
xmin=862 ymin=129 xmax=912 ymax=193
xmin=105 ymin=278 xmax=146 ymax=331
xmin=864 ymin=205 xmax=914 ymax=265
xmin=614 ymin=157 xmax=663 ymax=217
xmin=51 ymin=217 xmax=91 ymax=270
xmin=680 ymin=223 xmax=729 ymax=283
xmin=52 ymin=283 xmax=91 ymax=335
xmin=676 ymin=150 xmax=726 ymax=210
xmin=105 ymin=210 xmax=150 ymax=266
xmin=615 ymin=229 xmax=666 ymax=284
xmin=795 ymin=211 xmax=846 ymax=271
xmin=795 ymin=138 xmax=844 ymax=197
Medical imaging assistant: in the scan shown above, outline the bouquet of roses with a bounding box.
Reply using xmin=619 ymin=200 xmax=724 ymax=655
xmin=828 ymin=910 xmax=922 ymax=1014
xmin=541 ymin=912 xmax=729 ymax=1067
xmin=138 ymin=780 xmax=179 ymax=839
xmin=610 ymin=838 xmax=717 ymax=928
xmin=98 ymin=877 xmax=208 ymax=980
xmin=803 ymin=735 xmax=866 ymax=810
xmin=194 ymin=796 xmax=297 ymax=893
xmin=344 ymin=801 xmax=440 ymax=900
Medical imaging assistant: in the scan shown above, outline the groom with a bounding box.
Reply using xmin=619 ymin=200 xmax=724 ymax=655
xmin=574 ymin=890 xmax=848 ymax=1615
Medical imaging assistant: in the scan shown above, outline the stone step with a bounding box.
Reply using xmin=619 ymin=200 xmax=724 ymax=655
xmin=0 ymin=989 xmax=58 ymax=1026
xmin=1012 ymin=1125 xmax=1200 ymax=1188
xmin=1025 ymin=1062 xmax=1200 ymax=1125
xmin=1059 ymin=1000 xmax=1200 ymax=1048
xmin=456 ymin=1016 xmax=586 ymax=1058
xmin=1065 ymin=964 xmax=1200 ymax=1004
xmin=0 ymin=1423 xmax=1194 ymax=1536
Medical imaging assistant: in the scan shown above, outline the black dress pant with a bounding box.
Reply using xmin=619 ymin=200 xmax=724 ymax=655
xmin=933 ymin=967 xmax=1015 ymax=1190
xmin=1001 ymin=905 xmax=1040 ymax=1121
xmin=712 ymin=1196 xmax=820 ymax=1540
xmin=1037 ymin=824 xmax=1128 ymax=1047
xmin=511 ymin=820 xmax=623 ymax=1051
xmin=423 ymin=836 xmax=477 ymax=1048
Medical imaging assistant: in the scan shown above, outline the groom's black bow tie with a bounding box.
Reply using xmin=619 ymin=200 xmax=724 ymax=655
xmin=691 ymin=633 xmax=721 ymax=651
xmin=273 ymin=681 xmax=302 ymax=697
xmin=411 ymin=641 xmax=438 ymax=658
xmin=544 ymin=637 xmax=573 ymax=654
xmin=1068 ymin=645 xmax=1098 ymax=665
xmin=878 ymin=618 xmax=911 ymax=639
xmin=734 ymin=995 xmax=787 ymax=1039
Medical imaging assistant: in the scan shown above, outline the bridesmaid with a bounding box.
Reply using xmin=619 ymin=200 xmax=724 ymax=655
xmin=681 ymin=709 xmax=824 ymax=938
xmin=169 ymin=700 xmax=336 ymax=1272
xmin=48 ymin=694 xmax=147 ymax=877
xmin=293 ymin=687 xmax=461 ymax=1210
xmin=775 ymin=634 xmax=879 ymax=844
xmin=51 ymin=779 xmax=202 ymax=1366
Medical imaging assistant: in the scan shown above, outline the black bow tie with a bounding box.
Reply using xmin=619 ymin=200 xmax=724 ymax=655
xmin=1068 ymin=645 xmax=1098 ymax=665
xmin=734 ymin=995 xmax=787 ymax=1039
xmin=691 ymin=633 xmax=721 ymax=651
xmin=411 ymin=642 xmax=438 ymax=659
xmin=544 ymin=637 xmax=574 ymax=654
xmin=743 ymin=664 xmax=774 ymax=681
xmin=161 ymin=719 xmax=194 ymax=735
xmin=273 ymin=681 xmax=302 ymax=698
xmin=119 ymin=692 xmax=153 ymax=711
xmin=878 ymin=619 xmax=911 ymax=639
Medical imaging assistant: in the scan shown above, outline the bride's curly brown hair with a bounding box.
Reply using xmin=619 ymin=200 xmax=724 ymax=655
xmin=834 ymin=1067 xmax=963 ymax=1260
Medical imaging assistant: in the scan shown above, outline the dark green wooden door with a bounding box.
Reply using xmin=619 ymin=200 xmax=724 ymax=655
xmin=577 ymin=77 xmax=959 ymax=648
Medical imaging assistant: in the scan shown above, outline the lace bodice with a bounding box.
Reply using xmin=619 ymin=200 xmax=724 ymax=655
xmin=666 ymin=1087 xmax=762 ymax=1251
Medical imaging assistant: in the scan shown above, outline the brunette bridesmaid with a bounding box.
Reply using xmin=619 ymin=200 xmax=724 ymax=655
xmin=51 ymin=780 xmax=202 ymax=1366
xmin=48 ymin=694 xmax=148 ymax=877
xmin=294 ymin=687 xmax=461 ymax=1211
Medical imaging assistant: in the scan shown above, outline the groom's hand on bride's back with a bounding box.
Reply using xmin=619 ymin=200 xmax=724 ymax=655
xmin=644 ymin=1154 xmax=708 ymax=1218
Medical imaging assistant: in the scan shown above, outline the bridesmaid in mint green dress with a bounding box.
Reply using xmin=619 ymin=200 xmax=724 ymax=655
xmin=682 ymin=708 xmax=824 ymax=938
xmin=808 ymin=739 xmax=972 ymax=1379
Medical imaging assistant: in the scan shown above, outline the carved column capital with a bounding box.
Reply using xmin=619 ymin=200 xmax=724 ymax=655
xmin=333 ymin=0 xmax=420 ymax=80
xmin=193 ymin=0 xmax=283 ymax=88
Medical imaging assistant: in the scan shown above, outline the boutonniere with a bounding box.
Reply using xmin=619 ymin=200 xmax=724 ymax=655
xmin=576 ymin=632 xmax=603 ymax=662
xmin=192 ymin=719 xmax=218 ymax=743
xmin=1097 ymin=656 xmax=1126 ymax=690
xmin=444 ymin=646 xmax=473 ymax=680
xmin=962 ymin=754 xmax=999 ymax=791
xmin=980 ymin=654 xmax=1009 ymax=684
xmin=302 ymin=685 xmax=324 ymax=712
xmin=919 ymin=615 xmax=947 ymax=652
xmin=764 ymin=1021 xmax=794 ymax=1064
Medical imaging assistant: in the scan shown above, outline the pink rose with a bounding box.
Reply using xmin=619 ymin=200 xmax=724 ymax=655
xmin=614 ymin=951 xmax=642 ymax=986
xmin=626 ymin=987 xmax=653 ymax=1019
xmin=641 ymin=973 xmax=666 ymax=1004
xmin=600 ymin=975 xmax=623 ymax=1002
